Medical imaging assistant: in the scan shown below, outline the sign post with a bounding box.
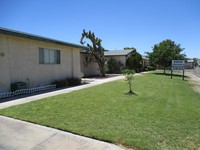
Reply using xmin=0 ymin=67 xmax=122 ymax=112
xmin=171 ymin=60 xmax=185 ymax=80
xmin=171 ymin=69 xmax=173 ymax=79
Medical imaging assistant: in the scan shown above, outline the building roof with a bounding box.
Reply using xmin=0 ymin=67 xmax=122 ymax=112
xmin=142 ymin=55 xmax=149 ymax=60
xmin=104 ymin=50 xmax=134 ymax=56
xmin=0 ymin=27 xmax=87 ymax=49
xmin=187 ymin=59 xmax=194 ymax=63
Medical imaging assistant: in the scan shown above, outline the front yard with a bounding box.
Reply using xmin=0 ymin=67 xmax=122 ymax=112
xmin=1 ymin=72 xmax=200 ymax=149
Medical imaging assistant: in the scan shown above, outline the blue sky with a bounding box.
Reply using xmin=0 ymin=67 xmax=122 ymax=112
xmin=0 ymin=0 xmax=200 ymax=58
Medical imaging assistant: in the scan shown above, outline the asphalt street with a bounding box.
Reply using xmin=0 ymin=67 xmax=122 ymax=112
xmin=186 ymin=67 xmax=200 ymax=78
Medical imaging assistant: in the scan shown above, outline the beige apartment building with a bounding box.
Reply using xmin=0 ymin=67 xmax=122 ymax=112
xmin=104 ymin=50 xmax=134 ymax=66
xmin=0 ymin=28 xmax=86 ymax=92
xmin=80 ymin=51 xmax=100 ymax=77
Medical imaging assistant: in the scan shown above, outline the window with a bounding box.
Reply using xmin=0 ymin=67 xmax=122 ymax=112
xmin=39 ymin=48 xmax=60 ymax=64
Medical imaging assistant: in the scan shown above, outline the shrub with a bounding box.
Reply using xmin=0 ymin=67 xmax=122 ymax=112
xmin=53 ymin=78 xmax=82 ymax=88
xmin=107 ymin=58 xmax=123 ymax=74
xmin=126 ymin=52 xmax=142 ymax=73
xmin=145 ymin=65 xmax=156 ymax=71
xmin=53 ymin=79 xmax=68 ymax=88
xmin=68 ymin=78 xmax=82 ymax=86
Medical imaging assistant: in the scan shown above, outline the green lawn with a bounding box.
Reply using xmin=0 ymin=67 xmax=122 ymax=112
xmin=1 ymin=71 xmax=200 ymax=149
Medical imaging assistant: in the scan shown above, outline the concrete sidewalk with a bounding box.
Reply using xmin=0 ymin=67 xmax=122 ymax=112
xmin=0 ymin=116 xmax=125 ymax=150
xmin=0 ymin=75 xmax=125 ymax=109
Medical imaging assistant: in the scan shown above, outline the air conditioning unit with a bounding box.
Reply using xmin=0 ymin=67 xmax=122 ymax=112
xmin=11 ymin=82 xmax=27 ymax=92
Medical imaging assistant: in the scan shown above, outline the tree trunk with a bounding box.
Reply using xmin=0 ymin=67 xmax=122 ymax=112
xmin=164 ymin=67 xmax=166 ymax=74
xmin=101 ymin=68 xmax=106 ymax=77
xmin=129 ymin=80 xmax=133 ymax=94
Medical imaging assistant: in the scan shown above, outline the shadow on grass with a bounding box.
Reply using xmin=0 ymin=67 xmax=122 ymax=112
xmin=125 ymin=91 xmax=138 ymax=96
xmin=151 ymin=72 xmax=189 ymax=79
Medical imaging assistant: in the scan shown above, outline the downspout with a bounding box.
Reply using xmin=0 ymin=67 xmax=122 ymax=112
xmin=6 ymin=36 xmax=12 ymax=91
xmin=71 ymin=48 xmax=74 ymax=78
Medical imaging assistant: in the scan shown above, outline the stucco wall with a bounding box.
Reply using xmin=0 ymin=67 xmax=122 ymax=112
xmin=0 ymin=34 xmax=81 ymax=92
xmin=80 ymin=53 xmax=100 ymax=77
xmin=142 ymin=59 xmax=150 ymax=67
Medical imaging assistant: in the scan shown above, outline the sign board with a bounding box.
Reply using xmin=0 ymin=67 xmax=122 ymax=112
xmin=171 ymin=60 xmax=185 ymax=80
xmin=172 ymin=60 xmax=185 ymax=70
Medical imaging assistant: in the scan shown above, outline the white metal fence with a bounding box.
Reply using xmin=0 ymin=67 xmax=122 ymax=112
xmin=0 ymin=84 xmax=56 ymax=99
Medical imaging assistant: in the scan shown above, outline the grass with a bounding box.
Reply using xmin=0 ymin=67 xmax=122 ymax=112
xmin=1 ymin=71 xmax=200 ymax=149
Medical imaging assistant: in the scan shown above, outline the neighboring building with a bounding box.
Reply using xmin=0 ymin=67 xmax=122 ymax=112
xmin=185 ymin=59 xmax=194 ymax=69
xmin=80 ymin=50 xmax=134 ymax=76
xmin=197 ymin=58 xmax=200 ymax=67
xmin=0 ymin=28 xmax=86 ymax=92
xmin=104 ymin=50 xmax=134 ymax=66
xmin=142 ymin=56 xmax=150 ymax=68
xmin=80 ymin=51 xmax=100 ymax=77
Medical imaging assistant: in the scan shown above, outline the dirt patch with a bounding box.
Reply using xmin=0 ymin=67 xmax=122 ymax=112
xmin=187 ymin=73 xmax=200 ymax=93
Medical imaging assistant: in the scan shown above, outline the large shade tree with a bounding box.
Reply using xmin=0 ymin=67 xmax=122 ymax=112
xmin=80 ymin=30 xmax=106 ymax=77
xmin=147 ymin=39 xmax=186 ymax=74
xmin=124 ymin=47 xmax=142 ymax=72
xmin=126 ymin=52 xmax=142 ymax=72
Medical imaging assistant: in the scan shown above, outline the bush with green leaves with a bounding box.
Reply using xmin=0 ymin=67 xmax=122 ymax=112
xmin=145 ymin=65 xmax=156 ymax=71
xmin=68 ymin=78 xmax=82 ymax=86
xmin=126 ymin=52 xmax=142 ymax=73
xmin=107 ymin=58 xmax=123 ymax=74
xmin=53 ymin=79 xmax=68 ymax=88
xmin=53 ymin=78 xmax=82 ymax=88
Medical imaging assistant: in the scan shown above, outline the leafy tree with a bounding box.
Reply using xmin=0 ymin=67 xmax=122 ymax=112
xmin=122 ymin=69 xmax=135 ymax=94
xmin=126 ymin=51 xmax=142 ymax=72
xmin=124 ymin=47 xmax=136 ymax=51
xmin=80 ymin=29 xmax=106 ymax=77
xmin=107 ymin=58 xmax=123 ymax=73
xmin=147 ymin=39 xmax=186 ymax=74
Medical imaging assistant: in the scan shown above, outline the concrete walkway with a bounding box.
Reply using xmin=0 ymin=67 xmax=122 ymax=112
xmin=0 ymin=116 xmax=125 ymax=150
xmin=0 ymin=75 xmax=127 ymax=150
